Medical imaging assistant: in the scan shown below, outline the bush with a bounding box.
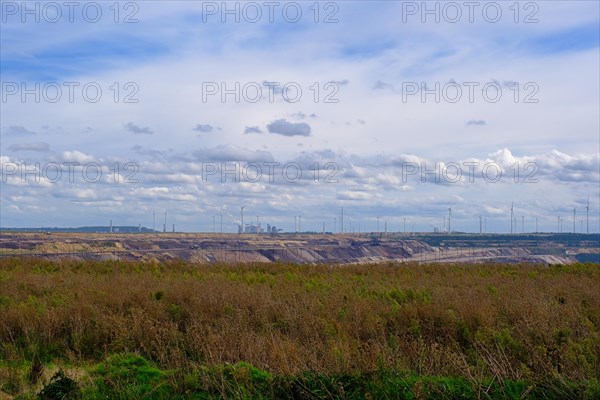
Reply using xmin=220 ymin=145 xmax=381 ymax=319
xmin=38 ymin=370 xmax=79 ymax=400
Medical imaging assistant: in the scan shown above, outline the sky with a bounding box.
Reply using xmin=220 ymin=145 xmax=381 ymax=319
xmin=1 ymin=0 xmax=599 ymax=233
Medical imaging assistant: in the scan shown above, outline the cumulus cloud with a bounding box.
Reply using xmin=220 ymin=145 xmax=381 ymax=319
xmin=373 ymin=80 xmax=394 ymax=90
xmin=124 ymin=122 xmax=153 ymax=135
xmin=262 ymin=80 xmax=284 ymax=95
xmin=4 ymin=125 xmax=35 ymax=135
xmin=266 ymin=119 xmax=311 ymax=137
xmin=389 ymin=153 xmax=428 ymax=166
xmin=487 ymin=148 xmax=534 ymax=167
xmin=290 ymin=112 xmax=306 ymax=119
xmin=52 ymin=188 xmax=98 ymax=200
xmin=244 ymin=126 xmax=263 ymax=134
xmin=8 ymin=142 xmax=50 ymax=152
xmin=60 ymin=150 xmax=95 ymax=163
xmin=131 ymin=145 xmax=170 ymax=160
xmin=533 ymin=150 xmax=599 ymax=183
xmin=467 ymin=120 xmax=487 ymax=126
xmin=193 ymin=124 xmax=214 ymax=133
xmin=192 ymin=145 xmax=274 ymax=163
xmin=333 ymin=79 xmax=349 ymax=86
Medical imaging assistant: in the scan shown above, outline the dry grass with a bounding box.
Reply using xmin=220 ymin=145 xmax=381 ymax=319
xmin=0 ymin=259 xmax=598 ymax=389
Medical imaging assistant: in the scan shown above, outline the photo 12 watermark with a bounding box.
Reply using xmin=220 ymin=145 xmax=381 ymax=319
xmin=401 ymin=81 xmax=539 ymax=104
xmin=1 ymin=1 xmax=140 ymax=23
xmin=400 ymin=1 xmax=539 ymax=24
xmin=1 ymin=81 xmax=140 ymax=104
xmin=400 ymin=161 xmax=539 ymax=184
xmin=200 ymin=161 xmax=339 ymax=184
xmin=200 ymin=1 xmax=339 ymax=24
xmin=201 ymin=81 xmax=342 ymax=104
xmin=1 ymin=162 xmax=139 ymax=184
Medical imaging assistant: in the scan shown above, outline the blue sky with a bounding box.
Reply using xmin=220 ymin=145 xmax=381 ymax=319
xmin=1 ymin=1 xmax=599 ymax=233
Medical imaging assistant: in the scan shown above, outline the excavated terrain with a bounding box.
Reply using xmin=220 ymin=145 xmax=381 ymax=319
xmin=1 ymin=232 xmax=598 ymax=264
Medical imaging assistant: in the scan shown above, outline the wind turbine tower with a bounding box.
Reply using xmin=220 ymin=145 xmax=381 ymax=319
xmin=586 ymin=196 xmax=590 ymax=234
xmin=240 ymin=206 xmax=245 ymax=234
xmin=510 ymin=203 xmax=514 ymax=234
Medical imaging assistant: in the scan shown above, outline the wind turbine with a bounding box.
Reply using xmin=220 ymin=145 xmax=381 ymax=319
xmin=240 ymin=205 xmax=246 ymax=234
xmin=510 ymin=203 xmax=514 ymax=234
xmin=560 ymin=216 xmax=563 ymax=233
xmin=586 ymin=195 xmax=590 ymax=234
xmin=448 ymin=208 xmax=452 ymax=233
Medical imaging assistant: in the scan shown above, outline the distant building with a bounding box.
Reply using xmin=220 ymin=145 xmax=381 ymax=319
xmin=239 ymin=223 xmax=263 ymax=234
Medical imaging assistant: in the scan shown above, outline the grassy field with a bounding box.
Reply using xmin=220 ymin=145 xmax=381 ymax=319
xmin=0 ymin=258 xmax=599 ymax=399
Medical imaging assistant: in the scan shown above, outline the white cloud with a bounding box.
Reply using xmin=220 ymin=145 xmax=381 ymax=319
xmin=0 ymin=1 xmax=598 ymax=231
xmin=60 ymin=150 xmax=95 ymax=163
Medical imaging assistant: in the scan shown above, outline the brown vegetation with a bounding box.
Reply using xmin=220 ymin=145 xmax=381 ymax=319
xmin=0 ymin=259 xmax=598 ymax=389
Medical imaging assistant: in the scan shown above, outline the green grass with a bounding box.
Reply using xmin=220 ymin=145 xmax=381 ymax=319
xmin=20 ymin=353 xmax=600 ymax=400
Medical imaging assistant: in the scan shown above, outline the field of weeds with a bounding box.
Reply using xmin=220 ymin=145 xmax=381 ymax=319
xmin=0 ymin=258 xmax=598 ymax=399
